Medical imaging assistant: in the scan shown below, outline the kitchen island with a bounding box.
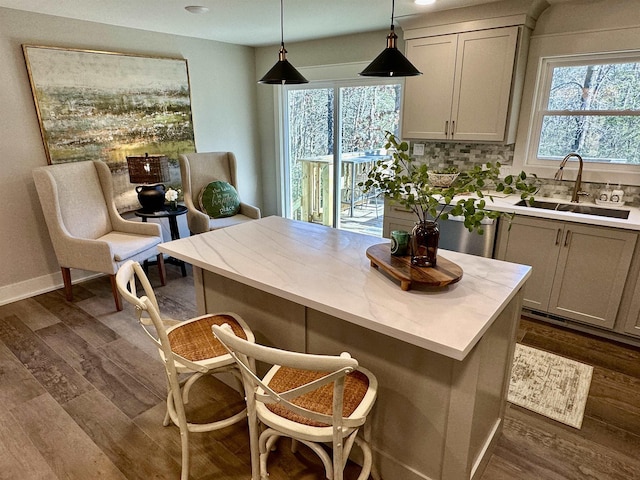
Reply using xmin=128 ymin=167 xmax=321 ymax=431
xmin=159 ymin=216 xmax=531 ymax=480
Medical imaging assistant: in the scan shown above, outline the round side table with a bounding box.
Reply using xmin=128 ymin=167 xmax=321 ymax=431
xmin=135 ymin=205 xmax=188 ymax=276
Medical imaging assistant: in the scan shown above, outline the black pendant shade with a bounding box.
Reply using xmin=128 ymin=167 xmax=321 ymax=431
xmin=360 ymin=0 xmax=422 ymax=78
xmin=360 ymin=26 xmax=422 ymax=77
xmin=259 ymin=44 xmax=308 ymax=84
xmin=259 ymin=0 xmax=308 ymax=85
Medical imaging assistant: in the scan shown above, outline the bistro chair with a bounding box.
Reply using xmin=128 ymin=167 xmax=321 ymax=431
xmin=212 ymin=323 xmax=379 ymax=480
xmin=116 ymin=260 xmax=255 ymax=480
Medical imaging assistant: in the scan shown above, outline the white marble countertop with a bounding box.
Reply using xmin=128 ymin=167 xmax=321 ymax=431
xmin=466 ymin=192 xmax=640 ymax=230
xmin=159 ymin=216 xmax=531 ymax=361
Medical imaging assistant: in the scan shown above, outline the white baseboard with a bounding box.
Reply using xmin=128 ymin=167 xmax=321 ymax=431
xmin=0 ymin=269 xmax=101 ymax=307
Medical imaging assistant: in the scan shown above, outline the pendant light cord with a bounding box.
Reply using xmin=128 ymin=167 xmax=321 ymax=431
xmin=390 ymin=0 xmax=395 ymax=29
xmin=280 ymin=0 xmax=285 ymax=47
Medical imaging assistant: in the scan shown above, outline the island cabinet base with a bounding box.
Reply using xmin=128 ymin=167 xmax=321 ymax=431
xmin=197 ymin=267 xmax=523 ymax=480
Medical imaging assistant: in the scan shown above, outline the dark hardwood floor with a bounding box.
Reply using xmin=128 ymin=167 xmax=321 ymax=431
xmin=1 ymin=263 xmax=640 ymax=479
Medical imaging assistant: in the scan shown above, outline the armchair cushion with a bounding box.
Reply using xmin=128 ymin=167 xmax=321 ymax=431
xmin=198 ymin=181 xmax=240 ymax=219
xmin=99 ymin=232 xmax=162 ymax=262
xmin=207 ymin=214 xmax=255 ymax=230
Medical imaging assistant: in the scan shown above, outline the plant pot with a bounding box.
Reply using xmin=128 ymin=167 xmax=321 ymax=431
xmin=411 ymin=221 xmax=439 ymax=267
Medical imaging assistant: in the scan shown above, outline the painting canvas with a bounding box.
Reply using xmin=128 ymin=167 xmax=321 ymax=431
xmin=23 ymin=45 xmax=195 ymax=211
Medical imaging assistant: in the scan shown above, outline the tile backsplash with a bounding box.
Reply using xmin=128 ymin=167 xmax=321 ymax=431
xmin=409 ymin=141 xmax=640 ymax=207
xmin=410 ymin=141 xmax=515 ymax=171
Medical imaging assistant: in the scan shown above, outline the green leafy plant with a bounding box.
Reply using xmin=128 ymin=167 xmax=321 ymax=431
xmin=359 ymin=132 xmax=538 ymax=234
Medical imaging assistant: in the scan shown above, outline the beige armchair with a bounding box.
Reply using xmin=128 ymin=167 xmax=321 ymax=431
xmin=32 ymin=160 xmax=166 ymax=311
xmin=179 ymin=152 xmax=260 ymax=235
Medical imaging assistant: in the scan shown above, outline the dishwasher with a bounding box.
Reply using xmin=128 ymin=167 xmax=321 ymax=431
xmin=436 ymin=205 xmax=498 ymax=258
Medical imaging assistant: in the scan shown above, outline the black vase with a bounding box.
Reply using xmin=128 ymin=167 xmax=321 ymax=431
xmin=136 ymin=184 xmax=166 ymax=212
xmin=411 ymin=221 xmax=439 ymax=267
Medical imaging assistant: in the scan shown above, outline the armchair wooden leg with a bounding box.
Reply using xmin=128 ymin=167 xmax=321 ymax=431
xmin=61 ymin=267 xmax=73 ymax=301
xmin=157 ymin=254 xmax=167 ymax=286
xmin=110 ymin=275 xmax=123 ymax=311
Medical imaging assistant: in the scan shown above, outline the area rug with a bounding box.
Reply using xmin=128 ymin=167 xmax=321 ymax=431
xmin=508 ymin=344 xmax=593 ymax=429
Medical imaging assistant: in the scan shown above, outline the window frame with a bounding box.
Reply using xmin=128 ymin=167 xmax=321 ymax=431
xmin=522 ymin=51 xmax=640 ymax=184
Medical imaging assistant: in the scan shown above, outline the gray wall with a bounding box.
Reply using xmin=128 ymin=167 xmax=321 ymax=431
xmin=0 ymin=7 xmax=261 ymax=303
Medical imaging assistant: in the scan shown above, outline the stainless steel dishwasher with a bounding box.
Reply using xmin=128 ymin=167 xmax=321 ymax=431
xmin=437 ymin=205 xmax=498 ymax=258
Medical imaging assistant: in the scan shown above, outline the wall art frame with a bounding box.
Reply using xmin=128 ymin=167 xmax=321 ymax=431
xmin=23 ymin=45 xmax=196 ymax=211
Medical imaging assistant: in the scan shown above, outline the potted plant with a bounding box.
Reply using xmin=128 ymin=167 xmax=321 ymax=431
xmin=360 ymin=132 xmax=538 ymax=267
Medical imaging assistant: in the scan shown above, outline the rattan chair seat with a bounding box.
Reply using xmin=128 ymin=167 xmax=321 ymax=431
xmin=168 ymin=314 xmax=248 ymax=362
xmin=265 ymin=367 xmax=370 ymax=427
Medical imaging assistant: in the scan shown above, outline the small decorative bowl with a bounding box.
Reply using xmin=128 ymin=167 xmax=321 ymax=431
xmin=429 ymin=172 xmax=459 ymax=187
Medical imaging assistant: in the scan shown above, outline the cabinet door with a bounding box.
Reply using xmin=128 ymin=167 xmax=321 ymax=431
xmin=496 ymin=216 xmax=561 ymax=311
xmin=383 ymin=200 xmax=417 ymax=237
xmin=624 ymin=273 xmax=640 ymax=337
xmin=549 ymin=224 xmax=636 ymax=328
xmin=402 ymin=35 xmax=457 ymax=140
xmin=451 ymin=26 xmax=518 ymax=142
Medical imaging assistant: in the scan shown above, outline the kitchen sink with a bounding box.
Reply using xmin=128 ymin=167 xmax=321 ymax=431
xmin=515 ymin=199 xmax=630 ymax=219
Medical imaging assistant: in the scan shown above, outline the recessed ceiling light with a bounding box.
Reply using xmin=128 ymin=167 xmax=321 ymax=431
xmin=415 ymin=0 xmax=436 ymax=5
xmin=185 ymin=5 xmax=209 ymax=14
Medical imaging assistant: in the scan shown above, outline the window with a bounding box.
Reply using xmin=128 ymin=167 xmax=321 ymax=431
xmin=529 ymin=53 xmax=640 ymax=168
xmin=283 ymin=80 xmax=401 ymax=235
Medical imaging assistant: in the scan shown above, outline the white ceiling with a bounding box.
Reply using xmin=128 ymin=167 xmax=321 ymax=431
xmin=0 ymin=0 xmax=557 ymax=47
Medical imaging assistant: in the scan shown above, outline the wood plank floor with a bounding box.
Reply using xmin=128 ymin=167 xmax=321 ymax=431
xmin=1 ymin=263 xmax=640 ymax=479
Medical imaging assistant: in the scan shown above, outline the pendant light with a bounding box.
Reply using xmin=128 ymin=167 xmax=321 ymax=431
xmin=259 ymin=0 xmax=308 ymax=84
xmin=360 ymin=0 xmax=422 ymax=77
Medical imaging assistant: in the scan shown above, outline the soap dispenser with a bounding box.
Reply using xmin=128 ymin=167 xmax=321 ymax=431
xmin=598 ymin=183 xmax=612 ymax=202
xmin=610 ymin=184 xmax=624 ymax=203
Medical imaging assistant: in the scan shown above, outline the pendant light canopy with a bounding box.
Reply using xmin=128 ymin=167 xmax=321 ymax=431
xmin=360 ymin=0 xmax=422 ymax=77
xmin=259 ymin=0 xmax=308 ymax=84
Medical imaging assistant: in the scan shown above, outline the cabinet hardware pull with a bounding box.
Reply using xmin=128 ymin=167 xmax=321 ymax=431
xmin=564 ymin=230 xmax=572 ymax=247
xmin=444 ymin=121 xmax=448 ymax=135
xmin=555 ymin=229 xmax=562 ymax=245
xmin=451 ymin=120 xmax=455 ymax=137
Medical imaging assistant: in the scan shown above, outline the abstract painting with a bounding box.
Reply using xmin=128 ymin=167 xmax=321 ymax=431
xmin=23 ymin=45 xmax=195 ymax=211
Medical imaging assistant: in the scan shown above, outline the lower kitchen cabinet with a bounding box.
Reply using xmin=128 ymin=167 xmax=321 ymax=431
xmin=383 ymin=201 xmax=416 ymax=237
xmin=623 ymin=272 xmax=640 ymax=337
xmin=495 ymin=215 xmax=637 ymax=329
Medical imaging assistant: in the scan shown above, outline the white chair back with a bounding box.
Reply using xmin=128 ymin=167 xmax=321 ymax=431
xmin=116 ymin=260 xmax=209 ymax=374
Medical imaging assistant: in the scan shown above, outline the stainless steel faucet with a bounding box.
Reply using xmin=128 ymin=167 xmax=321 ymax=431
xmin=554 ymin=153 xmax=589 ymax=203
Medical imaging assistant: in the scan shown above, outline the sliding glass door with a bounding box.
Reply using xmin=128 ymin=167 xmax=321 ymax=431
xmin=286 ymin=87 xmax=335 ymax=226
xmin=284 ymin=81 xmax=401 ymax=236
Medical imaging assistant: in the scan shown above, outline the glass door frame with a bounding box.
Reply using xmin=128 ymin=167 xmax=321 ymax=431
xmin=280 ymin=76 xmax=403 ymax=228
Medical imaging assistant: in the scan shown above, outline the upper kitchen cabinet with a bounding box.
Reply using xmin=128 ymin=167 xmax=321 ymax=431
xmin=399 ymin=0 xmax=549 ymax=143
xmin=403 ymin=27 xmax=518 ymax=142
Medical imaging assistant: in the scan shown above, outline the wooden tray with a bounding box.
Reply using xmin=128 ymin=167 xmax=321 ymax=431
xmin=366 ymin=243 xmax=463 ymax=291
